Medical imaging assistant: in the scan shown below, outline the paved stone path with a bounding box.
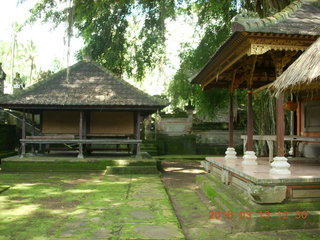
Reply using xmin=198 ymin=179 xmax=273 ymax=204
xmin=161 ymin=160 xmax=320 ymax=240
xmin=0 ymin=172 xmax=184 ymax=239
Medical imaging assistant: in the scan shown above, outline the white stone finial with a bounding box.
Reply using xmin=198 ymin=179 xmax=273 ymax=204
xmin=242 ymin=151 xmax=257 ymax=165
xmin=270 ymin=156 xmax=291 ymax=175
xmin=225 ymin=147 xmax=237 ymax=160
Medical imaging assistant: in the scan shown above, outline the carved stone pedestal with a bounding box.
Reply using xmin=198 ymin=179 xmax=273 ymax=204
xmin=242 ymin=151 xmax=257 ymax=165
xmin=225 ymin=147 xmax=237 ymax=160
xmin=270 ymin=156 xmax=291 ymax=175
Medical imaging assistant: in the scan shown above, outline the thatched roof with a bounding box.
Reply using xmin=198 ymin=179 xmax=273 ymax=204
xmin=190 ymin=0 xmax=320 ymax=90
xmin=0 ymin=61 xmax=168 ymax=111
xmin=270 ymin=37 xmax=320 ymax=94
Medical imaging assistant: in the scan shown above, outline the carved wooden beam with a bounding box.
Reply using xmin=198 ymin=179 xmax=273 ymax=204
xmin=240 ymin=55 xmax=258 ymax=89
xmin=229 ymin=70 xmax=237 ymax=94
xmin=269 ymin=50 xmax=297 ymax=76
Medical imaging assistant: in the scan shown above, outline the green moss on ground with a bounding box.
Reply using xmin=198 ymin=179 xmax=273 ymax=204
xmin=1 ymin=161 xmax=107 ymax=172
xmin=0 ymin=172 xmax=184 ymax=240
xmin=196 ymin=174 xmax=320 ymax=232
xmin=1 ymin=156 xmax=158 ymax=173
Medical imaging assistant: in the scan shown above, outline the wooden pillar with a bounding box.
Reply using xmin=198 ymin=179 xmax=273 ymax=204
xmin=229 ymin=92 xmax=234 ymax=148
xmin=39 ymin=111 xmax=43 ymax=153
xmin=78 ymin=110 xmax=84 ymax=158
xmin=241 ymin=56 xmax=258 ymax=165
xmin=269 ymin=51 xmax=292 ymax=174
xmin=135 ymin=111 xmax=141 ymax=154
xmin=83 ymin=111 xmax=87 ymax=154
xmin=276 ymin=95 xmax=285 ymax=157
xmin=31 ymin=113 xmax=35 ymax=136
xmin=31 ymin=112 xmax=35 ymax=153
xmin=21 ymin=110 xmax=26 ymax=157
xmin=247 ymin=89 xmax=254 ymax=151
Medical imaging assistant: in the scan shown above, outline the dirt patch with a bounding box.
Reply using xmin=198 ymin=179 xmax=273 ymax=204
xmin=135 ymin=224 xmax=182 ymax=239
xmin=128 ymin=209 xmax=155 ymax=220
xmin=9 ymin=196 xmax=27 ymax=201
xmin=40 ymin=197 xmax=80 ymax=209
xmin=61 ymin=177 xmax=95 ymax=189
xmin=161 ymin=161 xmax=205 ymax=190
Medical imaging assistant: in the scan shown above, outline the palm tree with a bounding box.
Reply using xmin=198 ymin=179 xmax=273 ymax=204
xmin=21 ymin=40 xmax=37 ymax=86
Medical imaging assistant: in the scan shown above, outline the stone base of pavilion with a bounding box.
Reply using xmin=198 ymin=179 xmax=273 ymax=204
xmin=197 ymin=156 xmax=320 ymax=231
xmin=0 ymin=152 xmax=158 ymax=174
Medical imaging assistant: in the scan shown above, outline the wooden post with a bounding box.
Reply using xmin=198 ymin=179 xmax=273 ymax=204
xmin=229 ymin=93 xmax=234 ymax=148
xmin=83 ymin=111 xmax=87 ymax=154
xmin=135 ymin=111 xmax=141 ymax=155
xmin=247 ymin=89 xmax=254 ymax=151
xmin=31 ymin=112 xmax=35 ymax=153
xmin=21 ymin=110 xmax=26 ymax=157
xmin=276 ymin=95 xmax=285 ymax=156
xmin=39 ymin=111 xmax=43 ymax=153
xmin=78 ymin=110 xmax=84 ymax=158
xmin=225 ymin=91 xmax=237 ymax=160
xmin=241 ymin=56 xmax=257 ymax=165
xmin=269 ymin=51 xmax=291 ymax=175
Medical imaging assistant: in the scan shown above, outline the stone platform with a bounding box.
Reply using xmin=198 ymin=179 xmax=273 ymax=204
xmin=198 ymin=157 xmax=320 ymax=231
xmin=202 ymin=157 xmax=320 ymax=203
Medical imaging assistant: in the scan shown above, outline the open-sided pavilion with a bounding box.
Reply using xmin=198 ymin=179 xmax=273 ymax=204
xmin=192 ymin=0 xmax=320 ymax=203
xmin=0 ymin=61 xmax=167 ymax=158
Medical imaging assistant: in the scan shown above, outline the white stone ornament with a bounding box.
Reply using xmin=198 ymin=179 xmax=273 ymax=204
xmin=242 ymin=151 xmax=257 ymax=165
xmin=225 ymin=147 xmax=237 ymax=160
xmin=270 ymin=156 xmax=291 ymax=175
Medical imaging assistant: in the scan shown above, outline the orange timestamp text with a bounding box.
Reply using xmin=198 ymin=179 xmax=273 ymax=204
xmin=209 ymin=210 xmax=308 ymax=220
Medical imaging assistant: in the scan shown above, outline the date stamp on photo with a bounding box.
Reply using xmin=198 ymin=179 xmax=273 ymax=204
xmin=209 ymin=210 xmax=308 ymax=220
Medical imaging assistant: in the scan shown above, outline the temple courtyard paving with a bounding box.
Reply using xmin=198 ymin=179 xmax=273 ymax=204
xmin=1 ymin=160 xmax=320 ymax=240
xmin=0 ymin=172 xmax=183 ymax=240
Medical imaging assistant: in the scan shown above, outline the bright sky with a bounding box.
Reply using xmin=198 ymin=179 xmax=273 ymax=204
xmin=0 ymin=1 xmax=199 ymax=95
xmin=0 ymin=0 xmax=83 ymax=70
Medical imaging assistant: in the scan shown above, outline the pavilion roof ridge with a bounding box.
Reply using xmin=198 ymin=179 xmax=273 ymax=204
xmin=0 ymin=61 xmax=168 ymax=109
xmin=231 ymin=0 xmax=317 ymax=33
xmin=89 ymin=61 xmax=169 ymax=106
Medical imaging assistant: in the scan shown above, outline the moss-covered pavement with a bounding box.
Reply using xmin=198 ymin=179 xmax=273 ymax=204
xmin=0 ymin=172 xmax=184 ymax=240
xmin=161 ymin=161 xmax=320 ymax=240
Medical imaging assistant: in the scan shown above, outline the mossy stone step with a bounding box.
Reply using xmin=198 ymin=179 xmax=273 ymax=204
xmin=0 ymin=156 xmax=158 ymax=173
xmin=105 ymin=159 xmax=157 ymax=167
xmin=1 ymin=161 xmax=106 ymax=172
xmin=141 ymin=141 xmax=158 ymax=156
xmin=106 ymin=166 xmax=159 ymax=174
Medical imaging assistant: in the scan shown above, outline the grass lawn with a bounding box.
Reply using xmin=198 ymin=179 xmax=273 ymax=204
xmin=0 ymin=172 xmax=184 ymax=240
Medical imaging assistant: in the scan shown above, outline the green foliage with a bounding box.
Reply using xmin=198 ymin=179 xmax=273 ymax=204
xmin=168 ymin=0 xmax=294 ymax=118
xmin=168 ymin=0 xmax=237 ymax=117
xmin=0 ymin=125 xmax=18 ymax=151
xmin=26 ymin=0 xmax=179 ymax=81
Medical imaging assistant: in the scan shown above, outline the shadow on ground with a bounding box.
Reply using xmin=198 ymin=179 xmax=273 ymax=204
xmin=0 ymin=171 xmax=184 ymax=240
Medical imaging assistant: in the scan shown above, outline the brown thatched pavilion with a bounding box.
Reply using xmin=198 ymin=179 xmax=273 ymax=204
xmin=192 ymin=0 xmax=320 ymax=205
xmin=0 ymin=61 xmax=167 ymax=158
xmin=270 ymin=36 xmax=320 ymax=160
xmin=271 ymin=37 xmax=320 ymax=93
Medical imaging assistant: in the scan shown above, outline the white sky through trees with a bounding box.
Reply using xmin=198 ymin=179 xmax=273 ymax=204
xmin=0 ymin=1 xmax=200 ymax=95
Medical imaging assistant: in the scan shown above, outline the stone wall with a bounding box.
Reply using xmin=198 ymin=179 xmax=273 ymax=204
xmin=156 ymin=117 xmax=192 ymax=136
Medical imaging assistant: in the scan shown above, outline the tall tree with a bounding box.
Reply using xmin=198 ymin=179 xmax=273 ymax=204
xmin=168 ymin=0 xmax=295 ymax=117
xmin=24 ymin=0 xmax=178 ymax=81
xmin=21 ymin=40 xmax=37 ymax=86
